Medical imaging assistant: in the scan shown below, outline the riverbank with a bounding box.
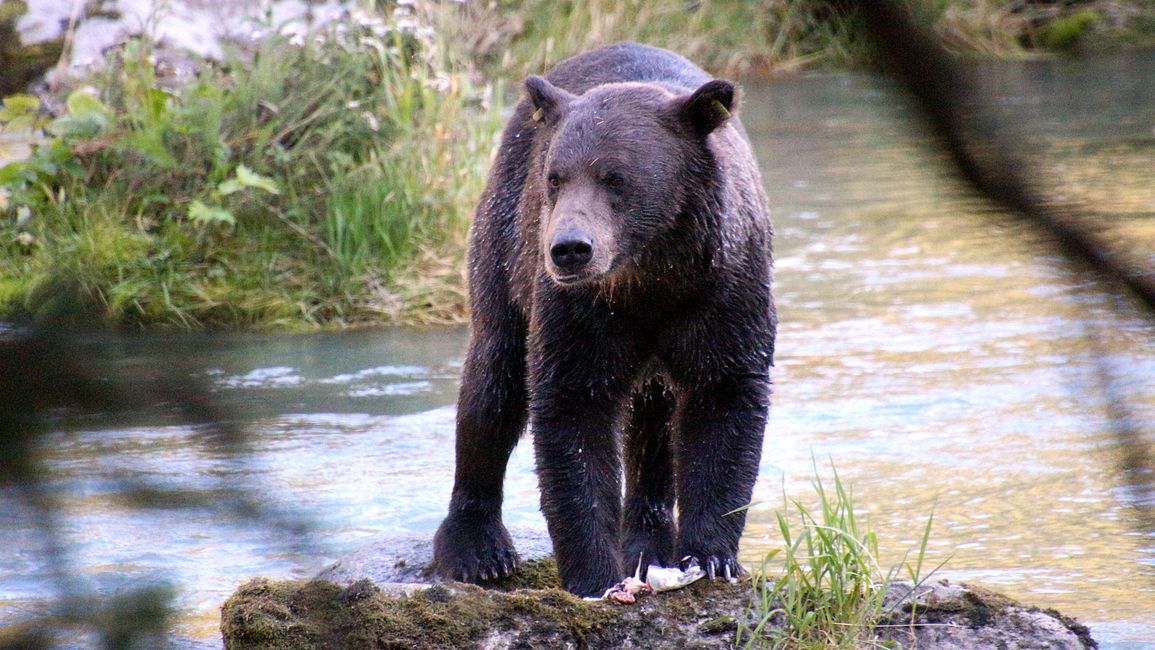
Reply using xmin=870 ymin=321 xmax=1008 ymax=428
xmin=2 ymin=2 xmax=491 ymax=329
xmin=1 ymin=0 xmax=1152 ymax=329
xmin=218 ymin=528 xmax=1097 ymax=649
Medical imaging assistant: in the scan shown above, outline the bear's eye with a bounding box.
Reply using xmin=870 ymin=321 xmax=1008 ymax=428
xmin=604 ymin=172 xmax=625 ymax=188
xmin=547 ymin=173 xmax=561 ymax=189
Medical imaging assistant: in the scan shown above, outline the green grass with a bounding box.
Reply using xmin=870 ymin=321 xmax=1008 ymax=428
xmin=465 ymin=0 xmax=779 ymax=78
xmin=0 ymin=5 xmax=499 ymax=329
xmin=2 ymin=1 xmax=1150 ymax=329
xmin=737 ymin=461 xmax=941 ymax=649
xmin=460 ymin=0 xmax=1155 ymax=81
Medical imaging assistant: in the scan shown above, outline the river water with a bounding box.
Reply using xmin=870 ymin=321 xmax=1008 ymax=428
xmin=2 ymin=56 xmax=1154 ymax=648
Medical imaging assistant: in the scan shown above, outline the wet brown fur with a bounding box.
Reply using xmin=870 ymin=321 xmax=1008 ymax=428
xmin=433 ymin=42 xmax=776 ymax=597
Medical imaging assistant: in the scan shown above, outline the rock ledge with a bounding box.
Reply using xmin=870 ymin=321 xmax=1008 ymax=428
xmin=220 ymin=531 xmax=1097 ymax=649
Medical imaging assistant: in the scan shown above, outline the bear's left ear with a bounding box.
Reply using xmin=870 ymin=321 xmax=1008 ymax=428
xmin=673 ymin=79 xmax=738 ymax=136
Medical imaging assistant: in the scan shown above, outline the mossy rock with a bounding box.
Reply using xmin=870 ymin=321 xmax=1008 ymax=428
xmin=223 ymin=532 xmax=1098 ymax=649
xmin=221 ymin=573 xmax=1099 ymax=649
xmin=0 ymin=1 xmax=64 ymax=96
xmin=875 ymin=580 xmax=1097 ymax=650
xmin=221 ymin=573 xmax=750 ymax=650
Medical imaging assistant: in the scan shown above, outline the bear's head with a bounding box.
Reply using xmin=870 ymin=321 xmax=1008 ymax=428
xmin=525 ymin=75 xmax=738 ymax=286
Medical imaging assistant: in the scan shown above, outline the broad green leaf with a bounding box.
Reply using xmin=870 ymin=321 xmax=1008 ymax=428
xmin=188 ymin=200 xmax=236 ymax=226
xmin=217 ymin=179 xmax=244 ymax=196
xmin=50 ymin=114 xmax=107 ymax=139
xmin=65 ymin=90 xmax=109 ymax=118
xmin=0 ymin=94 xmax=41 ymax=122
xmin=233 ymin=164 xmax=280 ymax=195
xmin=3 ymin=115 xmax=38 ymax=132
xmin=0 ymin=161 xmax=36 ymax=185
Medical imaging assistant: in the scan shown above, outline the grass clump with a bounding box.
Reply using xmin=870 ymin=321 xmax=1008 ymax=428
xmin=0 ymin=5 xmax=498 ymax=329
xmin=457 ymin=0 xmax=779 ymax=78
xmin=738 ymin=461 xmax=940 ymax=649
xmin=459 ymin=0 xmax=1155 ymax=81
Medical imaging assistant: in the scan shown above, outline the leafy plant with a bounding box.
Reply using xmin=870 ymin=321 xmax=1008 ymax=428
xmin=737 ymin=460 xmax=942 ymax=649
xmin=0 ymin=5 xmax=500 ymax=328
xmin=188 ymin=165 xmax=281 ymax=228
xmin=0 ymin=93 xmax=47 ymax=131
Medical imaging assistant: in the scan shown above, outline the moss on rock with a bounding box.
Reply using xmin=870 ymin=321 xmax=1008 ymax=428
xmin=489 ymin=557 xmax=560 ymax=591
xmin=0 ymin=2 xmax=63 ymax=97
xmin=221 ymin=574 xmax=751 ymax=650
xmin=221 ymin=570 xmax=1099 ymax=649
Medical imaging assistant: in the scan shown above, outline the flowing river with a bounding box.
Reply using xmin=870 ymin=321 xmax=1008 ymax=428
xmin=2 ymin=54 xmax=1154 ymax=648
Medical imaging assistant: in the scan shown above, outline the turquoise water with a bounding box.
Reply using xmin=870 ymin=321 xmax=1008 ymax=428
xmin=2 ymin=55 xmax=1154 ymax=647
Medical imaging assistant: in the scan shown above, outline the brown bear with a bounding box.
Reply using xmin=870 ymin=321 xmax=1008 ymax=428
xmin=432 ymin=42 xmax=776 ymax=598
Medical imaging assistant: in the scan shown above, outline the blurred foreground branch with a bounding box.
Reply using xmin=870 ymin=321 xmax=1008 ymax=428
xmin=0 ymin=325 xmax=315 ymax=648
xmin=850 ymin=0 xmax=1155 ymax=535
xmin=854 ymin=0 xmax=1155 ymax=315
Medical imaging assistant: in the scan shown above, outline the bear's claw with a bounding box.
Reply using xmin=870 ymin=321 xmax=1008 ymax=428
xmin=444 ymin=547 xmax=517 ymax=583
xmin=700 ymin=555 xmax=741 ymax=582
xmin=432 ymin=515 xmax=519 ymax=584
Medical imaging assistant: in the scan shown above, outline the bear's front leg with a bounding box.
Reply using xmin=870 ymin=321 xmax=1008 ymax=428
xmin=622 ymin=379 xmax=677 ymax=574
xmin=433 ymin=324 xmax=527 ymax=583
xmin=674 ymin=375 xmax=770 ymax=580
xmin=528 ymin=311 xmax=638 ymax=597
xmin=533 ymin=403 xmax=624 ymax=596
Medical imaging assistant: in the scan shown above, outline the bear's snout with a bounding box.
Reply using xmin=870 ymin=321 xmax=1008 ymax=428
xmin=544 ymin=182 xmax=615 ymax=284
xmin=549 ymin=229 xmax=594 ymax=277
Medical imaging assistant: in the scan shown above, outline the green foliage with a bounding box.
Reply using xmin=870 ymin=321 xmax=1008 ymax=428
xmin=0 ymin=7 xmax=499 ymax=328
xmin=764 ymin=0 xmax=871 ymax=70
xmin=2 ymin=1 xmax=1147 ymax=330
xmin=0 ymin=94 xmax=47 ymax=131
xmin=737 ymin=461 xmax=940 ymax=649
xmin=465 ymin=0 xmax=1155 ymax=79
xmin=186 ymin=165 xmax=281 ymax=228
xmin=473 ymin=0 xmax=776 ymax=78
xmin=1037 ymin=9 xmax=1102 ymax=51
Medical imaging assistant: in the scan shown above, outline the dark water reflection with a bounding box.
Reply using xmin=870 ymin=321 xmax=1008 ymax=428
xmin=2 ymin=56 xmax=1154 ymax=647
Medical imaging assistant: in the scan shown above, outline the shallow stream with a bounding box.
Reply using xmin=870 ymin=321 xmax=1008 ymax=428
xmin=2 ymin=55 xmax=1154 ymax=648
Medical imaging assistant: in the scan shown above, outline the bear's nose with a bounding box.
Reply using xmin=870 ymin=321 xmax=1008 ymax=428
xmin=550 ymin=231 xmax=594 ymax=273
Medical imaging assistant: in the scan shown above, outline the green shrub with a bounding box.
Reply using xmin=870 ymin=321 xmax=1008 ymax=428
xmin=0 ymin=6 xmax=499 ymax=328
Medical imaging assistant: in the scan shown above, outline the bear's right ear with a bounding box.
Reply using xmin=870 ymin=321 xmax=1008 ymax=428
xmin=673 ymin=79 xmax=738 ymax=136
xmin=525 ymin=76 xmax=575 ymax=125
